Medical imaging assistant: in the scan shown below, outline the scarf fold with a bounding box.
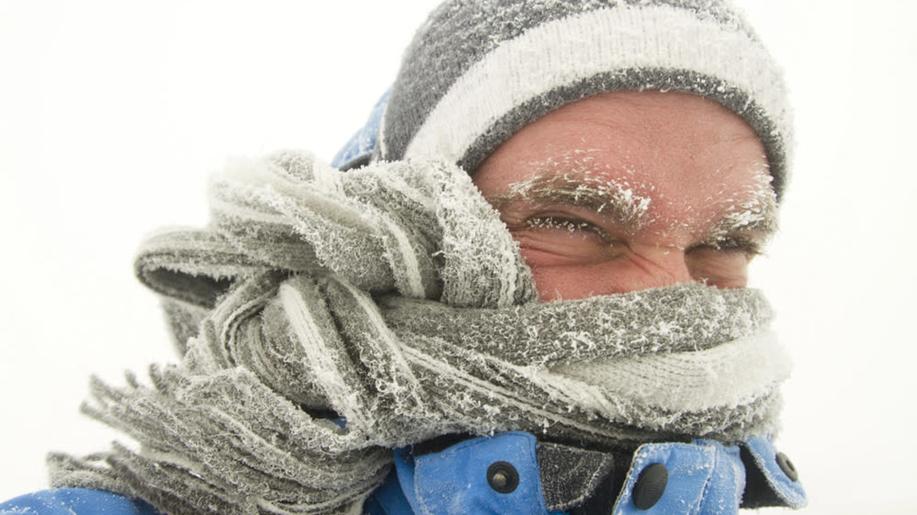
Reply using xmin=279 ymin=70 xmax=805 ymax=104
xmin=48 ymin=150 xmax=790 ymax=514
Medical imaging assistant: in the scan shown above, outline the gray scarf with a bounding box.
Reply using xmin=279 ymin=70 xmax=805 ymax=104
xmin=47 ymin=150 xmax=791 ymax=514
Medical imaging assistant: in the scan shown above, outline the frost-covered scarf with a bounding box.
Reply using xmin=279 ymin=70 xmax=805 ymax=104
xmin=48 ymin=150 xmax=791 ymax=514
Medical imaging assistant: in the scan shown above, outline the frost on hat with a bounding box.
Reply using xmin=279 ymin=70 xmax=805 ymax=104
xmin=367 ymin=0 xmax=792 ymax=199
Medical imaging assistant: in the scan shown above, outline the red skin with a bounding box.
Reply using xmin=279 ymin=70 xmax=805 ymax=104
xmin=473 ymin=91 xmax=772 ymax=301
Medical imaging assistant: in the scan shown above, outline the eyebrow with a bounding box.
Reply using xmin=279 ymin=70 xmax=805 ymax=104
xmin=702 ymin=193 xmax=779 ymax=245
xmin=485 ymin=170 xmax=780 ymax=241
xmin=485 ymin=171 xmax=653 ymax=233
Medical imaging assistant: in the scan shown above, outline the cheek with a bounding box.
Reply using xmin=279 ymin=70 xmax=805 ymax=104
xmin=520 ymin=247 xmax=752 ymax=300
xmin=515 ymin=233 xmax=621 ymax=266
xmin=523 ymin=260 xmax=673 ymax=300
xmin=527 ymin=263 xmax=620 ymax=301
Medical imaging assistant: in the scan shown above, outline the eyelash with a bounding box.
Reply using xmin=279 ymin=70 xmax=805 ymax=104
xmin=525 ymin=215 xmax=764 ymax=257
xmin=691 ymin=237 xmax=763 ymax=257
xmin=523 ymin=215 xmax=615 ymax=243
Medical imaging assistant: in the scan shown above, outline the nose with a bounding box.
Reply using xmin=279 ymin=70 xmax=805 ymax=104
xmin=613 ymin=244 xmax=694 ymax=293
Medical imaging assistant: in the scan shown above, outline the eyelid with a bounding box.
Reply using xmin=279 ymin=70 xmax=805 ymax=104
xmin=522 ymin=214 xmax=617 ymax=244
xmin=689 ymin=236 xmax=764 ymax=257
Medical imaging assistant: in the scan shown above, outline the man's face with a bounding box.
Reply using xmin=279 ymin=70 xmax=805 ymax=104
xmin=473 ymin=91 xmax=776 ymax=301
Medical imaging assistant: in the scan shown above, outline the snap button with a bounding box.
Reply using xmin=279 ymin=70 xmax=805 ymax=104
xmin=776 ymin=452 xmax=799 ymax=481
xmin=633 ymin=463 xmax=668 ymax=510
xmin=487 ymin=461 xmax=519 ymax=493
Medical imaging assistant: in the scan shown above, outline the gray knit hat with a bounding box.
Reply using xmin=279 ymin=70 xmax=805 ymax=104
xmin=338 ymin=0 xmax=792 ymax=198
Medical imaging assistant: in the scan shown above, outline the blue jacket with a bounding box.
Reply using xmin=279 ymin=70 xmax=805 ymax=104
xmin=1 ymin=93 xmax=807 ymax=515
xmin=0 ymin=433 xmax=805 ymax=514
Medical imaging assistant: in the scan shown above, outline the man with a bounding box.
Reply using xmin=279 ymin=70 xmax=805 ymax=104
xmin=1 ymin=0 xmax=805 ymax=513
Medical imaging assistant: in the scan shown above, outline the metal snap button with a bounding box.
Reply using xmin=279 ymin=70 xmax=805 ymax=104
xmin=633 ymin=463 xmax=668 ymax=510
xmin=487 ymin=461 xmax=519 ymax=493
xmin=776 ymin=452 xmax=799 ymax=481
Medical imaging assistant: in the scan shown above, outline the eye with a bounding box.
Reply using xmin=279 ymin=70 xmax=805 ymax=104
xmin=523 ymin=215 xmax=614 ymax=243
xmin=692 ymin=236 xmax=763 ymax=259
xmin=508 ymin=214 xmax=624 ymax=265
xmin=685 ymin=236 xmax=762 ymax=289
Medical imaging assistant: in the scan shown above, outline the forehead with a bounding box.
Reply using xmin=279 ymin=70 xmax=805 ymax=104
xmin=473 ymin=91 xmax=773 ymax=235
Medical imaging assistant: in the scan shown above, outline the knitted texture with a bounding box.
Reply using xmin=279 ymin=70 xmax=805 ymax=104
xmin=47 ymin=151 xmax=791 ymax=514
xmin=380 ymin=0 xmax=792 ymax=198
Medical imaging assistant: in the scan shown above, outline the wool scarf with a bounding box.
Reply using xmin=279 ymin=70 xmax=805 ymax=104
xmin=47 ymin=150 xmax=791 ymax=514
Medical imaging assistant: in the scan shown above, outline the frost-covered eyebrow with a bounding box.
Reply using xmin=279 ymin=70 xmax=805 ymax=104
xmin=485 ymin=171 xmax=653 ymax=232
xmin=485 ymin=169 xmax=780 ymax=241
xmin=702 ymin=193 xmax=779 ymax=245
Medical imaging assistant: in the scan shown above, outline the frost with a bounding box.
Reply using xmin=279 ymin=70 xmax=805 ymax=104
xmin=705 ymin=165 xmax=779 ymax=246
xmin=489 ymin=148 xmax=654 ymax=232
xmin=59 ymin=151 xmax=789 ymax=515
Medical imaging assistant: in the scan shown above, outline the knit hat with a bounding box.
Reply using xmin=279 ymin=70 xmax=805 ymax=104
xmin=334 ymin=0 xmax=792 ymax=198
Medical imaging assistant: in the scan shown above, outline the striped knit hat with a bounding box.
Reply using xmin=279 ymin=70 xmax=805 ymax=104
xmin=337 ymin=0 xmax=792 ymax=198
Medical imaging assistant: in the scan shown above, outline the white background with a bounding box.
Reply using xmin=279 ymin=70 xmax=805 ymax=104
xmin=1 ymin=1 xmax=915 ymax=513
